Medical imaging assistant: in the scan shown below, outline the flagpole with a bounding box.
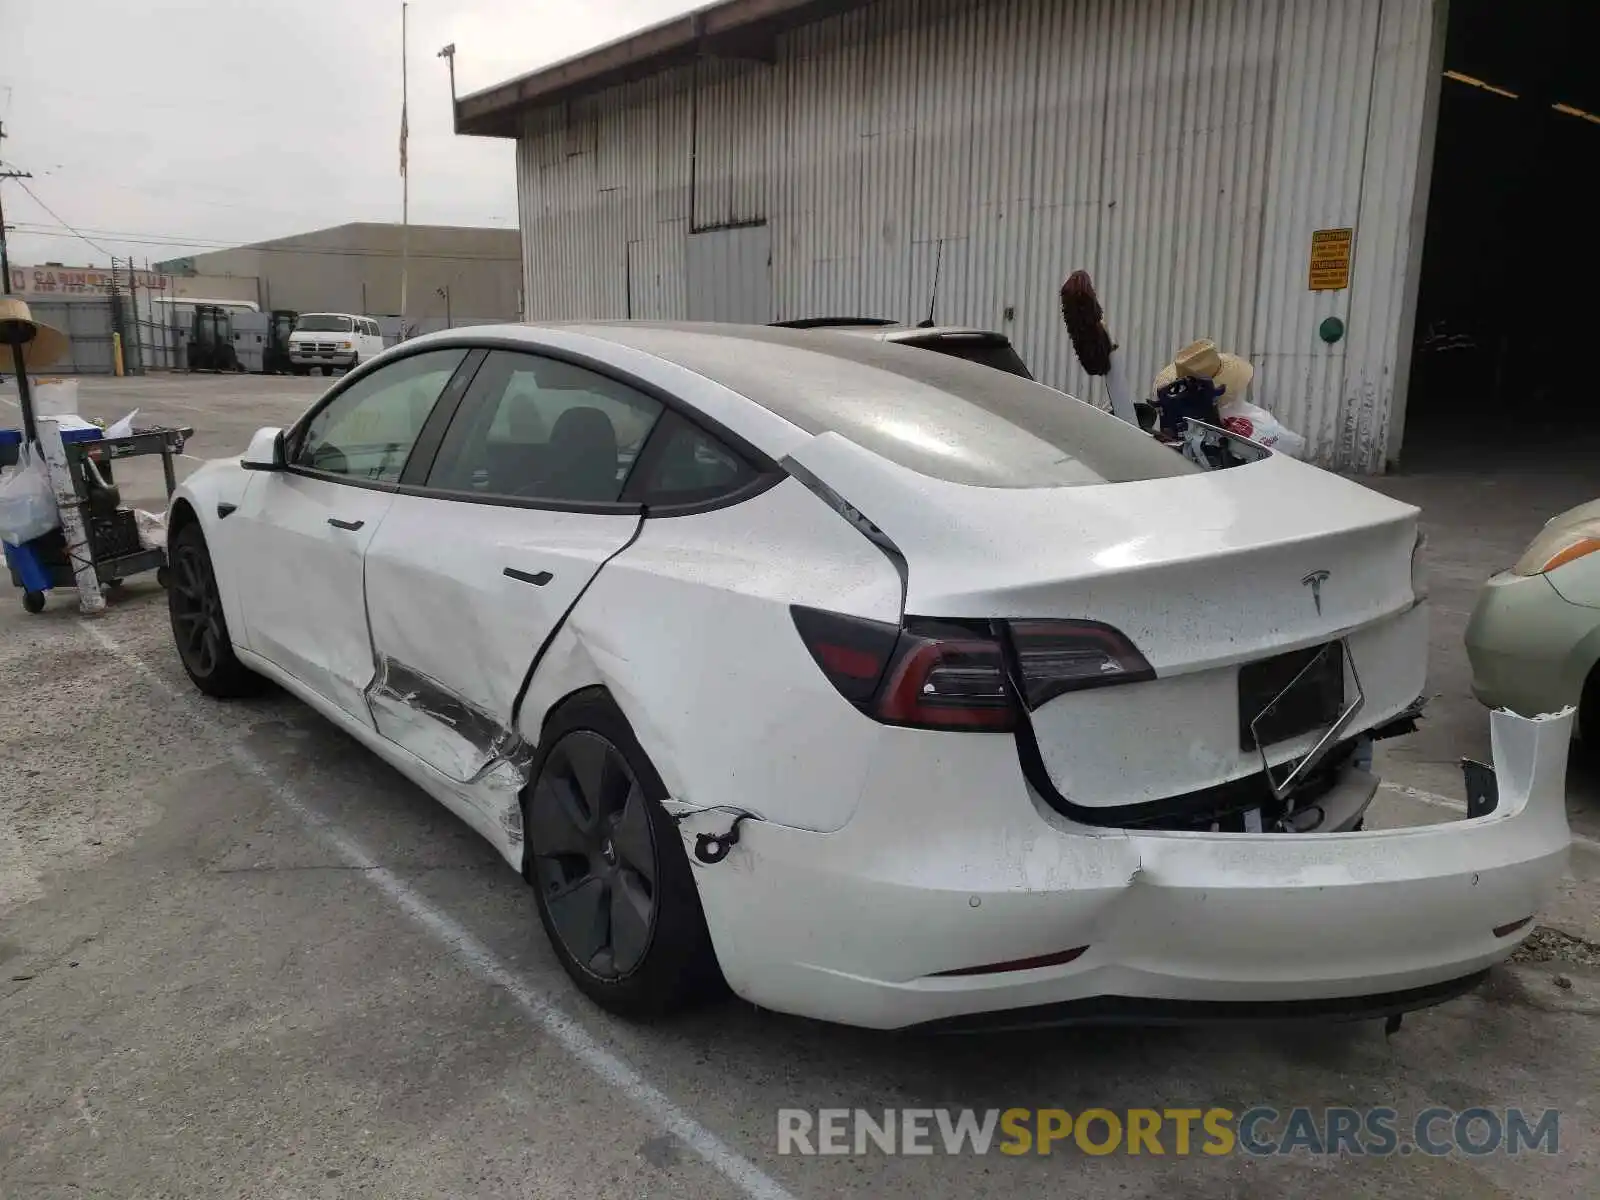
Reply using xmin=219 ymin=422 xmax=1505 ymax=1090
xmin=399 ymin=1 xmax=410 ymax=336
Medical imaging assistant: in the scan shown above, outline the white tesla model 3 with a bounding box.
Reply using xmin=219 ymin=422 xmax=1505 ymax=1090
xmin=166 ymin=323 xmax=1572 ymax=1030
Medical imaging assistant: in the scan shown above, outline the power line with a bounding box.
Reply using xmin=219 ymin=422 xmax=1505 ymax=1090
xmin=13 ymin=177 xmax=115 ymax=257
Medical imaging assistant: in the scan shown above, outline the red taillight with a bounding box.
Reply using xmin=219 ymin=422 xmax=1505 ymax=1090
xmin=791 ymin=608 xmax=1154 ymax=732
xmin=875 ymin=627 xmax=1016 ymax=730
xmin=1007 ymin=619 xmax=1155 ymax=706
xmin=789 ymin=605 xmax=901 ymax=704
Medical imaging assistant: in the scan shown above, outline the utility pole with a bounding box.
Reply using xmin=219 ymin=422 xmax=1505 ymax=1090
xmin=0 ymin=121 xmax=36 ymax=296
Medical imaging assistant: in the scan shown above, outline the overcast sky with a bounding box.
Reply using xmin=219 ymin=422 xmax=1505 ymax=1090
xmin=0 ymin=0 xmax=700 ymax=269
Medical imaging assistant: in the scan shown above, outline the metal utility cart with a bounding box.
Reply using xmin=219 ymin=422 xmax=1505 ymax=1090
xmin=2 ymin=423 xmax=193 ymax=612
xmin=2 ymin=295 xmax=191 ymax=614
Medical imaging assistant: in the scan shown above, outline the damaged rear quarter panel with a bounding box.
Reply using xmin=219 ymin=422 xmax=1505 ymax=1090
xmin=516 ymin=479 xmax=904 ymax=833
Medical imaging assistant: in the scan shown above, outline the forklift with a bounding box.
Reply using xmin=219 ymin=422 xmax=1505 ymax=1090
xmin=263 ymin=309 xmax=299 ymax=375
xmin=186 ymin=304 xmax=242 ymax=373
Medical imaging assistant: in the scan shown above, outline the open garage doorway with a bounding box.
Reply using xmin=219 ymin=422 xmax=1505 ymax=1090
xmin=1399 ymin=0 xmax=1598 ymax=470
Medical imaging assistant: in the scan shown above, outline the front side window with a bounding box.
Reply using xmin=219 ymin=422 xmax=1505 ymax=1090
xmin=292 ymin=347 xmax=468 ymax=483
xmin=426 ymin=351 xmax=663 ymax=503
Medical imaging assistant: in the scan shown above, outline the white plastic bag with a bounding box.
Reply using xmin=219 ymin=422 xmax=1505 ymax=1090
xmin=135 ymin=509 xmax=168 ymax=551
xmin=0 ymin=445 xmax=61 ymax=546
xmin=1217 ymin=397 xmax=1307 ymax=459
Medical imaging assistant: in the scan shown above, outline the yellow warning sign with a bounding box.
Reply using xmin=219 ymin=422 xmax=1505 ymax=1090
xmin=1308 ymin=228 xmax=1353 ymax=291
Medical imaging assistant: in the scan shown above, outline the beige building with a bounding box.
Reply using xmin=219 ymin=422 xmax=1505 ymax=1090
xmin=156 ymin=222 xmax=523 ymax=322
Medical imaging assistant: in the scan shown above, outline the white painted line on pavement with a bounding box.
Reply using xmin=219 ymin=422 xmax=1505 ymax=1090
xmin=81 ymin=622 xmax=799 ymax=1200
xmin=1379 ymin=781 xmax=1600 ymax=855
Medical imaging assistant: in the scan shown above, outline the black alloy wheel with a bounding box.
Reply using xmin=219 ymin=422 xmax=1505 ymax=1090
xmin=170 ymin=536 xmax=225 ymax=678
xmin=527 ymin=730 xmax=660 ymax=980
xmin=167 ymin=523 xmax=260 ymax=697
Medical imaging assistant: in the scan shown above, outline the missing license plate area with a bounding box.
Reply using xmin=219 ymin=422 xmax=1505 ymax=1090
xmin=1239 ymin=643 xmax=1345 ymax=751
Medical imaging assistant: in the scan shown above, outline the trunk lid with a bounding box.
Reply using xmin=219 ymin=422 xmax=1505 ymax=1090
xmin=788 ymin=433 xmax=1427 ymax=810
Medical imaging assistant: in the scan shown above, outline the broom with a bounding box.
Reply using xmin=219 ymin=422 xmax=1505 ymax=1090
xmin=1059 ymin=271 xmax=1138 ymax=425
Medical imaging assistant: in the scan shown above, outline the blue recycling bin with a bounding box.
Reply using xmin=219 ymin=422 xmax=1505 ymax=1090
xmin=3 ymin=538 xmax=53 ymax=593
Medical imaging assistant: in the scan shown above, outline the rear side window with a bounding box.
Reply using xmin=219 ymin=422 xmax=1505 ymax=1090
xmin=426 ymin=350 xmax=664 ymax=504
xmin=627 ymin=412 xmax=759 ymax=508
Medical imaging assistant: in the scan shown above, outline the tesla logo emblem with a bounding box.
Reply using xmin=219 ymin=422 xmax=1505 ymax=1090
xmin=1302 ymin=570 xmax=1331 ymax=616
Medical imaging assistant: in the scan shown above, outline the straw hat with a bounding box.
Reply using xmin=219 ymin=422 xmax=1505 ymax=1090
xmin=1153 ymin=338 xmax=1254 ymax=399
xmin=0 ymin=297 xmax=69 ymax=371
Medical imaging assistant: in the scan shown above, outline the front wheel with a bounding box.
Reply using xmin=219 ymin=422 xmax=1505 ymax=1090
xmin=167 ymin=522 xmax=263 ymax=698
xmin=523 ymin=693 xmax=722 ymax=1018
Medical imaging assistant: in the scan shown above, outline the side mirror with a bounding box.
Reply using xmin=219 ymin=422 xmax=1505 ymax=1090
xmin=241 ymin=426 xmax=286 ymax=471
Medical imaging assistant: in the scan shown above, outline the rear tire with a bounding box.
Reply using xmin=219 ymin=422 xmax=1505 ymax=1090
xmin=320 ymin=366 xmax=333 ymax=377
xmin=522 ymin=691 xmax=723 ymax=1018
xmin=167 ymin=522 xmax=263 ymax=698
xmin=22 ymin=590 xmax=45 ymax=614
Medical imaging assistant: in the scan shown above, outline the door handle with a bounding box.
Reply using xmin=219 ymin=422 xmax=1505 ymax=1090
xmin=504 ymin=567 xmax=553 ymax=587
xmin=327 ymin=517 xmax=365 ymax=531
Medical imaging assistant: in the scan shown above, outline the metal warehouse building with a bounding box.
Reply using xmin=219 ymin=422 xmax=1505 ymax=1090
xmin=456 ymin=0 xmax=1592 ymax=471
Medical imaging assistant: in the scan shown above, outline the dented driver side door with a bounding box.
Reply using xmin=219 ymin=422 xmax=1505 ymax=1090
xmin=358 ymin=350 xmax=661 ymax=826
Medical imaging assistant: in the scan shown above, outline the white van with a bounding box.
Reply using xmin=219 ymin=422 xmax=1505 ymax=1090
xmin=287 ymin=313 xmax=385 ymax=375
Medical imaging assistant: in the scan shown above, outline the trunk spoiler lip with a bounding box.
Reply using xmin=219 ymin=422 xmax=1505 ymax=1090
xmin=782 ymin=434 xmax=1421 ymax=607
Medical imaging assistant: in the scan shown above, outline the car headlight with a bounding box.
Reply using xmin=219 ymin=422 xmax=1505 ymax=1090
xmin=339 ymin=340 xmax=353 ymax=350
xmin=1512 ymin=517 xmax=1600 ymax=576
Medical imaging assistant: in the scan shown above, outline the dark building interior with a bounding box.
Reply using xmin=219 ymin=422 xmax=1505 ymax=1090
xmin=1402 ymin=0 xmax=1598 ymax=469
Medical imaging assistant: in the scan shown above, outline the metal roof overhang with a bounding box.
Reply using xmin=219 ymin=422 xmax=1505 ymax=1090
xmin=454 ymin=0 xmax=866 ymax=137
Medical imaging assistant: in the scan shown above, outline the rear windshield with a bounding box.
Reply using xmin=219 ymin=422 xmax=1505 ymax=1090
xmin=577 ymin=323 xmax=1196 ymax=488
xmin=296 ymin=314 xmax=353 ymax=332
xmin=895 ymin=334 xmax=1034 ymax=379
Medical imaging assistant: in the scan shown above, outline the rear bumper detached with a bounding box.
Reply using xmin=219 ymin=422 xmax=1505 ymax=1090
xmin=683 ymin=707 xmax=1573 ymax=1030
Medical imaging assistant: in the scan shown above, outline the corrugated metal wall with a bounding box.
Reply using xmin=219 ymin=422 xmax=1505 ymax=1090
xmin=22 ymin=300 xmax=116 ymax=375
xmin=514 ymin=0 xmax=1443 ymax=470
